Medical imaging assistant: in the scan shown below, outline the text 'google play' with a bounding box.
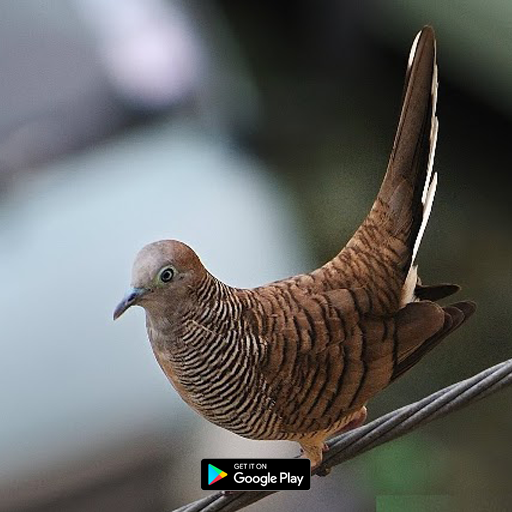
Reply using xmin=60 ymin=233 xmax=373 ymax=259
xmin=200 ymin=458 xmax=311 ymax=491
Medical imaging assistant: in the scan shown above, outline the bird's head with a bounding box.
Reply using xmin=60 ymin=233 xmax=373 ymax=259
xmin=113 ymin=240 xmax=206 ymax=320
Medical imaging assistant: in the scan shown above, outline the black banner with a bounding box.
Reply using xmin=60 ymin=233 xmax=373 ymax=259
xmin=201 ymin=458 xmax=311 ymax=491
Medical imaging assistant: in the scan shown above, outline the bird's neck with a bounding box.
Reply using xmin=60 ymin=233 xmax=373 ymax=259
xmin=145 ymin=272 xmax=241 ymax=354
xmin=195 ymin=272 xmax=238 ymax=308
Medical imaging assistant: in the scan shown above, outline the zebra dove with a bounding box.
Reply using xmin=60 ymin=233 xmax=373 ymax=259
xmin=114 ymin=27 xmax=475 ymax=468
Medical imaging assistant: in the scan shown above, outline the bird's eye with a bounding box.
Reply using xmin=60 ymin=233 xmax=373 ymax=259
xmin=159 ymin=266 xmax=175 ymax=283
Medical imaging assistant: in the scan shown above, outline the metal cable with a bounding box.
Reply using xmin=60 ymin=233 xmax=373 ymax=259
xmin=173 ymin=358 xmax=512 ymax=512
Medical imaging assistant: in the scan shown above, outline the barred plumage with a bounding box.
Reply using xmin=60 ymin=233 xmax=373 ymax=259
xmin=114 ymin=27 xmax=475 ymax=468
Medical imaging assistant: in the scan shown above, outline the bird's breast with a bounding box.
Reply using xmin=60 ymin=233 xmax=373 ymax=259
xmin=151 ymin=345 xmax=202 ymax=411
xmin=146 ymin=321 xmax=283 ymax=440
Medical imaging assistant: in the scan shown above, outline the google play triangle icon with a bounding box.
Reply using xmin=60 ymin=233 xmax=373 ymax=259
xmin=208 ymin=464 xmax=228 ymax=485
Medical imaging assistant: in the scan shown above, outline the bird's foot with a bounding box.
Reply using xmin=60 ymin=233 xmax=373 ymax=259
xmin=299 ymin=439 xmax=330 ymax=476
xmin=297 ymin=443 xmax=331 ymax=475
xmin=297 ymin=408 xmax=368 ymax=477
xmin=314 ymin=444 xmax=331 ymax=476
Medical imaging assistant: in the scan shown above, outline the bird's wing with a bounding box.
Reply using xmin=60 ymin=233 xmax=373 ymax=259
xmin=254 ymin=285 xmax=474 ymax=435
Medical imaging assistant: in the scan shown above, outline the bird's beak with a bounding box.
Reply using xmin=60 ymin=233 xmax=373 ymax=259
xmin=113 ymin=287 xmax=147 ymax=320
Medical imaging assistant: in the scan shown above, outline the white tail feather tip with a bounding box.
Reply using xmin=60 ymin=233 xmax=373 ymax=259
xmin=408 ymin=31 xmax=422 ymax=70
xmin=413 ymin=172 xmax=438 ymax=262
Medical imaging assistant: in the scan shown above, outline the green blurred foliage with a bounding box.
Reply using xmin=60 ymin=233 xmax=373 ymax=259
xmin=360 ymin=435 xmax=450 ymax=494
xmin=376 ymin=495 xmax=454 ymax=512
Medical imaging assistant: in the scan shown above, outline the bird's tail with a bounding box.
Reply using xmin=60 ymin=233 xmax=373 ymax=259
xmin=328 ymin=27 xmax=439 ymax=312
xmin=375 ymin=25 xmax=438 ymax=267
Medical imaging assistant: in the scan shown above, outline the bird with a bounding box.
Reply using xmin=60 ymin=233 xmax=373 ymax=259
xmin=113 ymin=26 xmax=475 ymax=470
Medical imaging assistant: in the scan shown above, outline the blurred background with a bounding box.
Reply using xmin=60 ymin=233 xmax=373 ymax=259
xmin=0 ymin=1 xmax=511 ymax=511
